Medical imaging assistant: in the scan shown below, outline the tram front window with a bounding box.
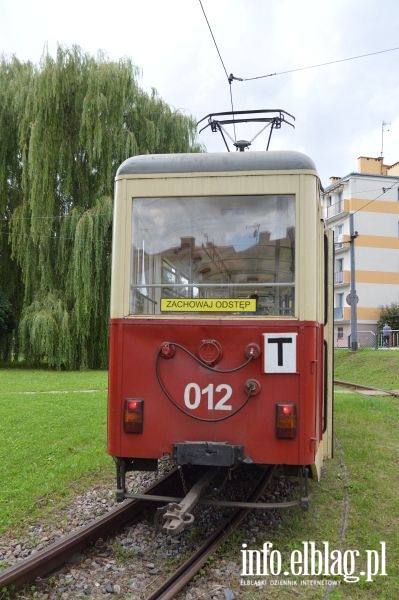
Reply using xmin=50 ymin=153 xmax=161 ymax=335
xmin=130 ymin=195 xmax=295 ymax=316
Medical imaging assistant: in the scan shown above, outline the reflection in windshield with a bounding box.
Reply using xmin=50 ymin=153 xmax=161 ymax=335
xmin=131 ymin=195 xmax=295 ymax=316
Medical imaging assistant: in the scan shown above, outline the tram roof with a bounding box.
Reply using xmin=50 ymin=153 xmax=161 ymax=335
xmin=116 ymin=151 xmax=317 ymax=176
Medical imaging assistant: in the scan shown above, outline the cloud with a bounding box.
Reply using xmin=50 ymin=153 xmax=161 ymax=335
xmin=1 ymin=0 xmax=399 ymax=186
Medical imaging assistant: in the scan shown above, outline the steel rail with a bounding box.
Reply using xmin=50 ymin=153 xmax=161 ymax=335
xmin=334 ymin=380 xmax=399 ymax=397
xmin=145 ymin=465 xmax=276 ymax=600
xmin=0 ymin=469 xmax=181 ymax=591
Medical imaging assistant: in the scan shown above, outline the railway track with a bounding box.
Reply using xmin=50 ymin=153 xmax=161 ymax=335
xmin=0 ymin=468 xmax=182 ymax=592
xmin=0 ymin=465 xmax=284 ymax=598
xmin=334 ymin=380 xmax=399 ymax=397
xmin=145 ymin=465 xmax=276 ymax=600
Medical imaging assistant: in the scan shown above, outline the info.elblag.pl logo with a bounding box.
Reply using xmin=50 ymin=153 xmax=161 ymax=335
xmin=240 ymin=541 xmax=387 ymax=585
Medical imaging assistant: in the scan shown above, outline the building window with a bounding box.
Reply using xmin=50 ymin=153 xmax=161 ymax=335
xmin=334 ymin=292 xmax=344 ymax=320
xmin=337 ymin=327 xmax=344 ymax=339
xmin=333 ymin=191 xmax=343 ymax=215
xmin=335 ymin=258 xmax=344 ymax=284
xmin=334 ymin=224 xmax=343 ymax=249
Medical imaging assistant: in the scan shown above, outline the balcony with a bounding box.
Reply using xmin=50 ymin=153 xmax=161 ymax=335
xmin=325 ymin=200 xmax=344 ymax=219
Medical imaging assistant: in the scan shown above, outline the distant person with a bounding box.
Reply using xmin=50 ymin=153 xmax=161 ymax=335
xmin=382 ymin=323 xmax=392 ymax=347
xmin=249 ymin=293 xmax=262 ymax=315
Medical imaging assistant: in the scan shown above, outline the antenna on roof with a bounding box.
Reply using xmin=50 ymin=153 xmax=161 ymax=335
xmin=380 ymin=120 xmax=391 ymax=160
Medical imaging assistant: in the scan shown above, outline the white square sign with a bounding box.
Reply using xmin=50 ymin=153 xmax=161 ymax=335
xmin=263 ymin=333 xmax=297 ymax=373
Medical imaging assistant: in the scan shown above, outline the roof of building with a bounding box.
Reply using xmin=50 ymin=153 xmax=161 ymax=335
xmin=324 ymin=170 xmax=399 ymax=193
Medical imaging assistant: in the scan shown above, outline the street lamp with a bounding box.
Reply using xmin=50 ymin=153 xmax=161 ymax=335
xmin=348 ymin=213 xmax=358 ymax=351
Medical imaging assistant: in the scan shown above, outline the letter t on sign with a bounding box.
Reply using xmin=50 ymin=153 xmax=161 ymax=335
xmin=263 ymin=333 xmax=297 ymax=373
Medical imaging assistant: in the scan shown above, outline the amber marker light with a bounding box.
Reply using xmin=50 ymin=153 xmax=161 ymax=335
xmin=124 ymin=398 xmax=144 ymax=433
xmin=276 ymin=403 xmax=297 ymax=439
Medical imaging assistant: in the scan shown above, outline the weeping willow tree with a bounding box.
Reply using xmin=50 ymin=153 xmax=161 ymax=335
xmin=1 ymin=46 xmax=200 ymax=368
xmin=0 ymin=56 xmax=31 ymax=360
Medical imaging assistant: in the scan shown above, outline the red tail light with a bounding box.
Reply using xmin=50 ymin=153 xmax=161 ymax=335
xmin=124 ymin=398 xmax=144 ymax=433
xmin=276 ymin=403 xmax=297 ymax=439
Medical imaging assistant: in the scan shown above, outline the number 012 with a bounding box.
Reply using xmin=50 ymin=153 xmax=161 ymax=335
xmin=183 ymin=383 xmax=233 ymax=411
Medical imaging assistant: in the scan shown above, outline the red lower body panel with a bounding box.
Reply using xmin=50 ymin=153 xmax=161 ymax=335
xmin=107 ymin=318 xmax=324 ymax=467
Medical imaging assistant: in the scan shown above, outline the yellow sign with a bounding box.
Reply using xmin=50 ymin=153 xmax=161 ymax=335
xmin=160 ymin=298 xmax=257 ymax=312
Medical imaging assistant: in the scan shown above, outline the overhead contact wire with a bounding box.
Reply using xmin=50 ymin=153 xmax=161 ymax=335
xmin=198 ymin=0 xmax=237 ymax=140
xmin=233 ymin=45 xmax=399 ymax=82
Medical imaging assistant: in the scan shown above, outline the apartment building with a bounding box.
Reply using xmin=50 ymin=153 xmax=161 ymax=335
xmin=323 ymin=156 xmax=399 ymax=347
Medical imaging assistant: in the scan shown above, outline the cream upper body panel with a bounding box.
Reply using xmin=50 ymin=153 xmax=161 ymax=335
xmin=111 ymin=151 xmax=322 ymax=321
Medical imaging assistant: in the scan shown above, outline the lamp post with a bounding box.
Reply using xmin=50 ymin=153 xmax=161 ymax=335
xmin=349 ymin=212 xmax=358 ymax=351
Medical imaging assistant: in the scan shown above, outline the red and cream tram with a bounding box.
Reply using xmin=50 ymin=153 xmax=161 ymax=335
xmin=107 ymin=150 xmax=333 ymax=507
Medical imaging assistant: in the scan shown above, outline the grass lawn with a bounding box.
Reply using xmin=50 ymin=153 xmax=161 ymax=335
xmin=334 ymin=348 xmax=399 ymax=389
xmin=0 ymin=369 xmax=108 ymax=393
xmin=0 ymin=369 xmax=113 ymax=536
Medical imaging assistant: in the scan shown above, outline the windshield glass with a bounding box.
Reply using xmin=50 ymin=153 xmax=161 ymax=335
xmin=130 ymin=195 xmax=295 ymax=316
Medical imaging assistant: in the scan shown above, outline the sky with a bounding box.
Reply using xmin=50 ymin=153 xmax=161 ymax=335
xmin=1 ymin=0 xmax=399 ymax=187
